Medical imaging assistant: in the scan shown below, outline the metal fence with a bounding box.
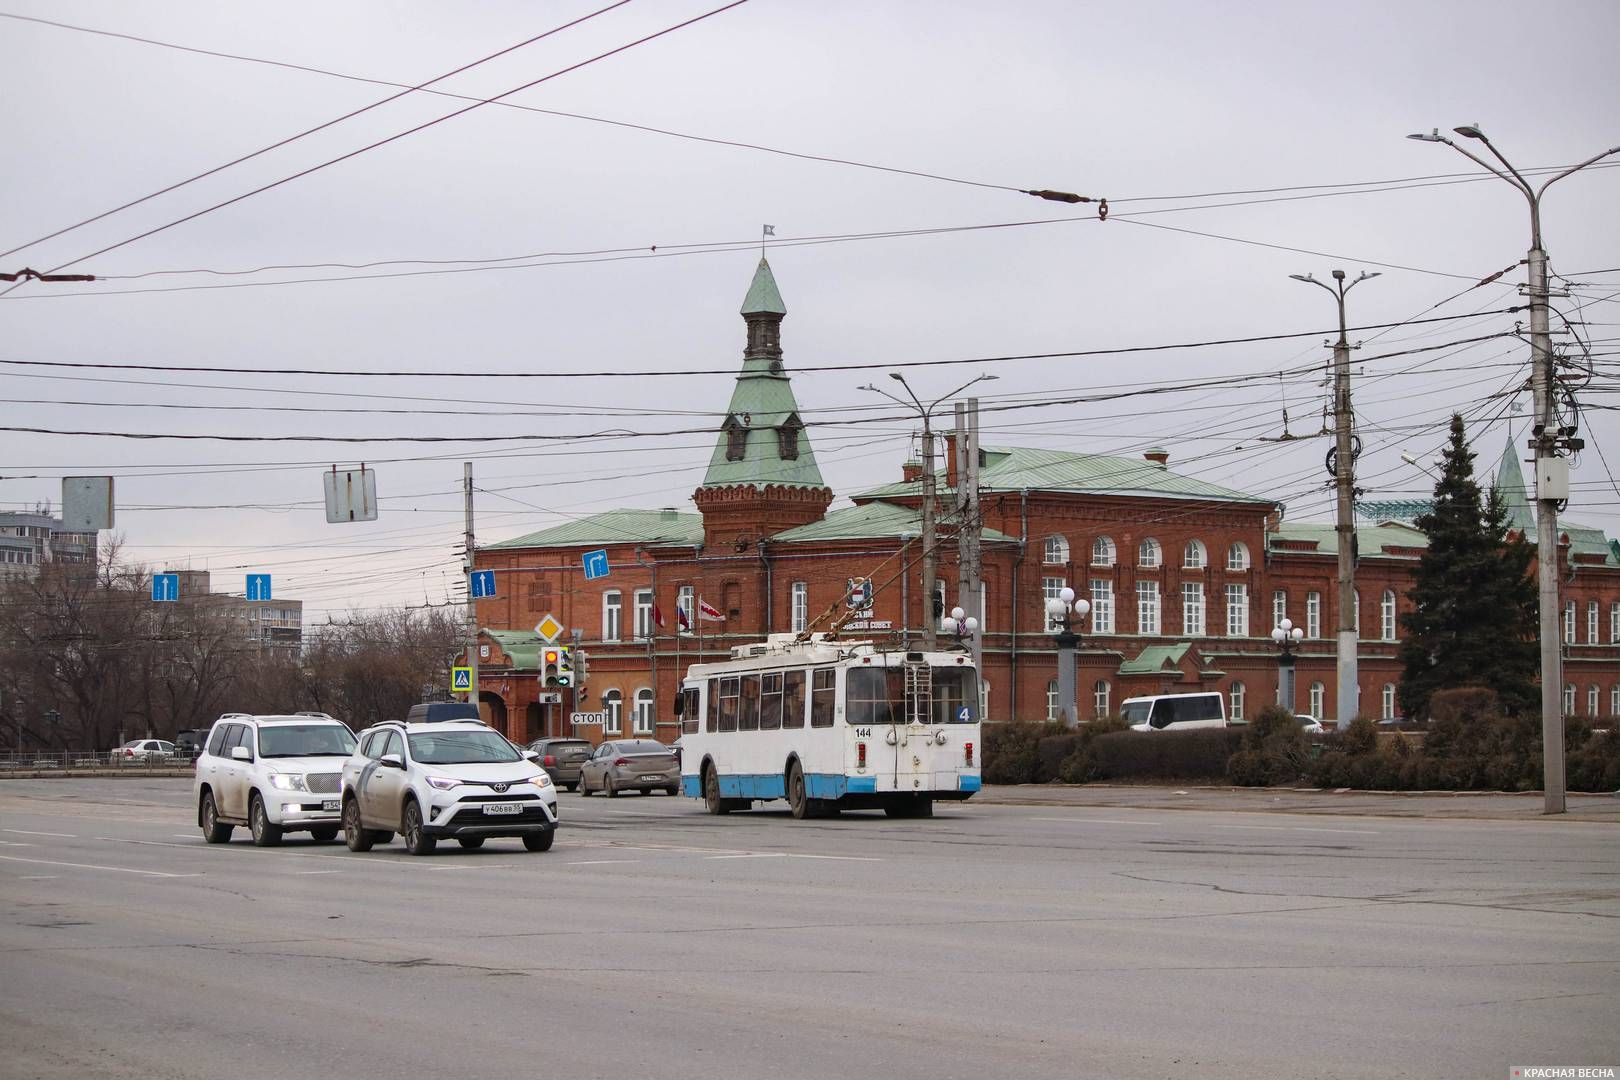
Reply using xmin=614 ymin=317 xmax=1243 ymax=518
xmin=0 ymin=749 xmax=199 ymax=772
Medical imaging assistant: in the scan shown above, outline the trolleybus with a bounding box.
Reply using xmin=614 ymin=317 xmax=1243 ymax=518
xmin=674 ymin=634 xmax=981 ymax=818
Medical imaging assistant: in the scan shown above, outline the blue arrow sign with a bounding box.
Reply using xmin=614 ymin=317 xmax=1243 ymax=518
xmin=246 ymin=574 xmax=272 ymax=601
xmin=151 ymin=573 xmax=178 ymax=602
xmin=470 ymin=569 xmax=496 ymax=598
xmin=582 ymin=548 xmax=610 ymax=581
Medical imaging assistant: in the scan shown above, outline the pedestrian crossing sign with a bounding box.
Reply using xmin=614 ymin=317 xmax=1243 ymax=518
xmin=451 ymin=667 xmax=472 ymax=692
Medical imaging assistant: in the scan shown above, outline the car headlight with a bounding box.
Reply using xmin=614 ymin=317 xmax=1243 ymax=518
xmin=426 ymin=776 xmax=459 ymax=791
xmin=531 ymin=773 xmax=553 ymax=789
xmin=269 ymin=773 xmax=308 ymax=792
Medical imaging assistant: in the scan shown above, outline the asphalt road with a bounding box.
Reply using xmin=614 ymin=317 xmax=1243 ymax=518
xmin=2 ymin=780 xmax=1615 ymax=1080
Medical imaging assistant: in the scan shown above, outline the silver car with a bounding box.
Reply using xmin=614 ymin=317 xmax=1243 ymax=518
xmin=578 ymin=739 xmax=679 ymax=797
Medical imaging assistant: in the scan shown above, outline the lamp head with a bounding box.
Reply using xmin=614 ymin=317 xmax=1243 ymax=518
xmin=1278 ymin=618 xmax=1293 ymax=633
xmin=941 ymin=616 xmax=958 ymax=635
xmin=1045 ymin=598 xmax=1068 ymax=618
xmin=1453 ymin=124 xmax=1484 ymax=140
xmin=1059 ymin=586 xmax=1076 ymax=605
xmin=1358 ymin=271 xmax=1382 ymax=282
xmin=888 ymin=372 xmax=906 ymax=383
xmin=1289 ymin=273 xmax=1315 ymax=283
xmin=1407 ymin=129 xmax=1445 ymax=143
xmin=963 ymin=616 xmax=979 ymax=634
xmin=1271 ymin=627 xmax=1285 ymax=643
xmin=1331 ymin=269 xmax=1346 ymax=281
xmin=1400 ymin=452 xmax=1419 ymax=466
xmin=950 ymin=606 xmax=966 ymax=622
xmin=1072 ymin=598 xmax=1091 ymax=618
xmin=1291 ymin=627 xmax=1304 ymax=643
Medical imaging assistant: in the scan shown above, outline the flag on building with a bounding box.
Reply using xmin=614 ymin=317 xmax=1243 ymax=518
xmin=698 ymin=597 xmax=725 ymax=621
xmin=763 ymin=224 xmax=775 ymax=237
xmin=653 ymin=603 xmax=666 ymax=629
xmin=677 ymin=603 xmax=692 ymax=632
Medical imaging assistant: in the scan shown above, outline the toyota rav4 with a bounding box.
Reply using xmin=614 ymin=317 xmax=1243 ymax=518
xmin=340 ymin=718 xmax=558 ymax=856
xmin=194 ymin=713 xmax=357 ymax=845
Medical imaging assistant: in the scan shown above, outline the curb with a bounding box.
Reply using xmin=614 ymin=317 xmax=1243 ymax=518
xmin=0 ymin=769 xmax=195 ymax=780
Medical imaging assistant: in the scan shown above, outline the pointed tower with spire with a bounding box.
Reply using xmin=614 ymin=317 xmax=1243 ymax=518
xmin=692 ymin=259 xmax=832 ymax=551
xmin=1494 ymin=437 xmax=1537 ymax=534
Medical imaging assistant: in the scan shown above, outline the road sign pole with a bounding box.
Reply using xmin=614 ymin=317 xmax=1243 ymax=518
xmin=463 ymin=463 xmax=480 ymax=712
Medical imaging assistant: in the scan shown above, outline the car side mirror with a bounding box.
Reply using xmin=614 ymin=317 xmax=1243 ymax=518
xmin=522 ymin=750 xmax=539 ymax=761
xmin=229 ymin=745 xmax=251 ymax=762
xmin=380 ymin=754 xmax=404 ymax=769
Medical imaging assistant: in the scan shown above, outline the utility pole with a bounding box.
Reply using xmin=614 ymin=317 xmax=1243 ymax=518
xmin=1290 ymin=269 xmax=1378 ymax=729
xmin=1407 ymin=126 xmax=1620 ymax=814
xmin=963 ymin=398 xmax=984 ymax=673
xmin=463 ymin=462 xmax=479 ymax=711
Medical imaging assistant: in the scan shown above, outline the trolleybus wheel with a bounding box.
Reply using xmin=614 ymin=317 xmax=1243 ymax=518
xmin=703 ymin=764 xmax=730 ymax=816
xmin=788 ymin=760 xmax=818 ymax=820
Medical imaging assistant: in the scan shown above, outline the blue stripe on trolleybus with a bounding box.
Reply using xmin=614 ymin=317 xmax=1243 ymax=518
xmin=681 ymin=773 xmax=879 ymax=800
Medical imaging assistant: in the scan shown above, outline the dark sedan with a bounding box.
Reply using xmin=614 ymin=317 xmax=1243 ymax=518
xmin=526 ymin=737 xmax=593 ymax=792
xmin=578 ymin=739 xmax=679 ymax=797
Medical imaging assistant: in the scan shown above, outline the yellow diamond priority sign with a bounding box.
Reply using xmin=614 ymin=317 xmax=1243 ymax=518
xmin=534 ymin=614 xmax=564 ymax=643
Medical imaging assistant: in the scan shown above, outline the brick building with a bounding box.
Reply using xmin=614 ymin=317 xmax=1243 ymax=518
xmin=468 ymin=260 xmax=1620 ymax=743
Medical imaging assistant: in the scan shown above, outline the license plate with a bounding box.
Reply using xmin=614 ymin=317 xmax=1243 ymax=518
xmin=482 ymin=803 xmax=521 ymax=815
xmin=321 ymin=799 xmax=339 ymax=812
xmin=639 ymin=774 xmax=663 ymax=782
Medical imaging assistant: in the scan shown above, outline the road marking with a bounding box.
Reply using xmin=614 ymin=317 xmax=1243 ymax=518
xmin=783 ymin=853 xmax=883 ymax=862
xmin=1211 ymin=824 xmax=1379 ymax=835
xmin=565 ymin=859 xmax=644 ymax=866
xmin=425 ymin=863 xmax=518 ymax=871
xmin=1031 ymin=817 xmax=1160 ymax=826
xmin=173 ymin=834 xmax=197 ymax=839
xmin=4 ymin=829 xmax=76 ymax=838
xmin=19 ymin=875 xmax=59 ymax=880
xmin=0 ymin=840 xmax=34 ymax=847
xmin=707 ymin=852 xmax=788 ymax=860
xmin=294 ymin=870 xmax=342 ymax=875
xmin=0 ymin=854 xmax=201 ymax=878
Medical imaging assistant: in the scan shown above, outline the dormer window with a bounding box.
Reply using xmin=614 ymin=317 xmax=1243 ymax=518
xmin=778 ymin=414 xmax=803 ymax=461
xmin=724 ymin=417 xmax=747 ymax=462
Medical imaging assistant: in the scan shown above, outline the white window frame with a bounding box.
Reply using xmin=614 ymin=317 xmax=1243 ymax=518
xmin=1382 ymin=683 xmax=1396 ymax=720
xmin=1587 ymin=685 xmax=1599 ymax=718
xmin=1612 ymin=602 xmax=1620 ymax=644
xmin=1138 ymin=537 xmax=1162 ymax=568
xmin=633 ymin=588 xmax=654 ymax=641
xmin=1043 ymin=576 xmax=1066 ymax=631
xmin=1182 ymin=582 xmax=1204 ymax=637
xmin=1380 ymin=590 xmax=1397 ymax=642
xmin=602 ymin=590 xmax=622 ymax=642
xmin=1562 ymin=683 xmax=1576 ymax=717
xmin=1094 ymin=679 xmax=1110 ymax=718
xmin=1353 ymin=588 xmax=1361 ymax=637
xmin=633 ymin=687 xmax=655 ymax=734
xmin=1090 ymin=580 xmax=1114 ymax=634
xmin=1563 ymin=602 xmax=1576 ymax=645
xmin=1043 ymin=535 xmax=1069 ymax=566
xmin=677 ymin=585 xmax=695 ymax=636
xmin=1225 ymin=583 xmax=1249 ymax=637
xmin=1229 ymin=681 xmax=1245 ymax=723
xmin=1226 ymin=541 xmax=1250 ymax=571
xmin=1611 ymin=684 xmax=1620 ymax=718
xmin=603 ymin=688 xmax=623 ymax=735
xmin=1137 ymin=581 xmax=1160 ymax=636
xmin=790 ymin=581 xmax=808 ymax=634
xmin=1309 ymin=681 xmax=1325 ymax=720
xmin=1587 ymin=600 xmax=1599 ymax=644
xmin=1091 ymin=536 xmax=1116 ymax=567
xmin=1272 ymin=590 xmax=1287 ymax=631
xmin=1306 ymin=592 xmax=1321 ymax=639
xmin=1046 ymin=680 xmax=1060 ymax=722
xmin=1183 ymin=540 xmax=1206 ymax=569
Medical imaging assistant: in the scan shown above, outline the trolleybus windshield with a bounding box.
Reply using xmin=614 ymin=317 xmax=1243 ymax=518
xmin=846 ymin=666 xmax=979 ymax=725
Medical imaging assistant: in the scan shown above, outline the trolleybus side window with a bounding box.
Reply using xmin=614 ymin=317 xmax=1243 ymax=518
xmin=680 ymin=688 xmax=700 ymax=735
xmin=848 ymin=666 xmax=902 ymax=726
xmin=931 ymin=667 xmax=980 ymax=724
xmin=759 ymin=672 xmax=783 ymax=731
xmin=810 ymin=668 xmax=836 ymax=728
xmin=718 ymin=676 xmax=740 ymax=732
xmin=782 ymin=669 xmax=806 ymax=728
xmin=739 ymin=674 xmax=761 ymax=731
xmin=706 ymin=679 xmax=719 ymax=734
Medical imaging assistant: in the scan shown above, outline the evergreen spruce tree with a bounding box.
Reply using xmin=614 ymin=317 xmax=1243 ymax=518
xmin=1397 ymin=415 xmax=1540 ymax=717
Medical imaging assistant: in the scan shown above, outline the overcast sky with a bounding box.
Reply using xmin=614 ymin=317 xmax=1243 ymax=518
xmin=2 ymin=0 xmax=1617 ymax=620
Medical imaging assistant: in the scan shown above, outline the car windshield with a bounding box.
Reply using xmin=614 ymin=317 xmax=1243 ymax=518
xmin=1120 ymin=702 xmax=1151 ymax=724
xmin=408 ymin=730 xmax=521 ymax=765
xmin=258 ymin=724 xmax=357 ymax=758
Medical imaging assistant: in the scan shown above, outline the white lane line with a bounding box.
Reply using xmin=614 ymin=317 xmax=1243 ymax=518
xmin=0 ymin=840 xmax=35 ymax=847
xmin=19 ymin=875 xmax=59 ymax=880
xmin=425 ymin=863 xmax=518 ymax=871
xmin=706 ymin=853 xmax=788 ymax=860
xmin=1031 ymin=817 xmax=1160 ymax=826
xmin=784 ymin=853 xmax=883 ymax=862
xmin=565 ymin=859 xmax=644 ymax=866
xmin=294 ymin=870 xmax=342 ymax=875
xmin=172 ymin=834 xmax=198 ymax=839
xmin=0 ymin=854 xmax=201 ymax=878
xmin=1211 ymin=824 xmax=1379 ymax=835
xmin=4 ymin=829 xmax=77 ymax=838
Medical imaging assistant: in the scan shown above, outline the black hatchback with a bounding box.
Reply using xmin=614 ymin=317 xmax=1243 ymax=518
xmin=526 ymin=737 xmax=592 ymax=792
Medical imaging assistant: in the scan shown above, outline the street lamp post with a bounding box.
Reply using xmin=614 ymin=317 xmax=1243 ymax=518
xmin=1408 ymin=125 xmax=1620 ymax=815
xmin=1045 ymin=587 xmax=1091 ymax=729
xmin=859 ymin=373 xmax=997 ymax=650
xmin=1270 ymin=619 xmax=1306 ymax=714
xmin=1290 ymin=268 xmax=1378 ymax=730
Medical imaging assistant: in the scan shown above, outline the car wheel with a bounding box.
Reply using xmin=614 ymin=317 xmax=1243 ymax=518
xmin=578 ymin=775 xmax=591 ymax=797
xmin=703 ymin=764 xmax=729 ymax=815
xmin=200 ymin=791 xmax=232 ymax=844
xmin=344 ymin=798 xmax=375 ymax=852
xmin=664 ymin=786 xmax=678 ymax=796
xmin=522 ymin=831 xmax=554 ymax=853
xmin=249 ymin=794 xmax=284 ymax=847
xmin=605 ymin=775 xmax=618 ymax=799
xmin=788 ymin=760 xmax=817 ymax=820
xmin=309 ymin=827 xmax=339 ymax=844
xmin=402 ymin=799 xmax=436 ymax=856
xmin=565 ymin=783 xmax=578 ymax=793
xmin=457 ymin=837 xmax=485 ymax=850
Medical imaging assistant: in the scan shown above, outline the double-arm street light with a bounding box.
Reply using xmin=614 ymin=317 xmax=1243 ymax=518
xmin=1045 ymin=586 xmax=1090 ymax=728
xmin=1271 ymin=619 xmax=1306 ymax=714
xmin=860 ymin=372 xmax=997 ymax=649
xmin=1408 ymin=125 xmax=1620 ymax=814
xmin=1289 ymin=268 xmax=1379 ymax=730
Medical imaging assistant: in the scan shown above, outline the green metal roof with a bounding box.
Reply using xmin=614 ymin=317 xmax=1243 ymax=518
xmin=1118 ymin=643 xmax=1193 ymax=675
xmin=484 ymin=629 xmax=542 ymax=671
xmin=1358 ymin=499 xmax=1431 ymax=524
xmin=486 ymin=509 xmax=702 ymax=550
xmin=1495 ymin=438 xmax=1537 ymax=532
xmin=740 ymin=258 xmax=786 ymax=315
xmin=771 ymin=500 xmax=1015 ymax=544
xmin=855 ymin=445 xmax=1269 ymax=504
xmin=1269 ymin=522 xmax=1429 ymax=559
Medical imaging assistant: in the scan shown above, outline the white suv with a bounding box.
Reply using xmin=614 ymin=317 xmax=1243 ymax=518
xmin=194 ymin=713 xmax=357 ymax=846
xmin=340 ymin=718 xmax=558 ymax=856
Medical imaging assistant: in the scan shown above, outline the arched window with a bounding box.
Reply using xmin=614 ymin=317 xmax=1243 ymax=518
xmin=1562 ymin=684 xmax=1576 ymax=717
xmin=1380 ymin=590 xmax=1397 ymax=641
xmin=1381 ymin=683 xmax=1396 ymax=720
xmin=633 ymin=688 xmax=655 ymax=734
xmin=1611 ymin=684 xmax=1620 ymax=718
xmin=1588 ymin=686 xmax=1600 ymax=719
xmin=603 ymin=688 xmax=623 ymax=735
xmin=1308 ymin=682 xmax=1325 ymax=720
xmin=1229 ymin=681 xmax=1245 ymax=723
xmin=1094 ymin=680 xmax=1110 ymax=718
xmin=1183 ymin=539 xmax=1207 ymax=569
xmin=1091 ymin=536 xmax=1116 ymax=567
xmin=1043 ymin=535 xmax=1069 ymax=565
xmin=777 ymin=415 xmax=802 ymax=461
xmin=1138 ymin=537 xmax=1162 ymax=568
xmin=1226 ymin=541 xmax=1250 ymax=571
xmin=1046 ymin=680 xmax=1060 ymax=722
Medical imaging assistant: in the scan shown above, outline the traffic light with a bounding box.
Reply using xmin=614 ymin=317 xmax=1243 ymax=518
xmin=555 ymin=646 xmax=572 ymax=688
xmin=543 ymin=647 xmax=562 ymax=687
xmin=572 ymin=648 xmax=587 ymax=689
